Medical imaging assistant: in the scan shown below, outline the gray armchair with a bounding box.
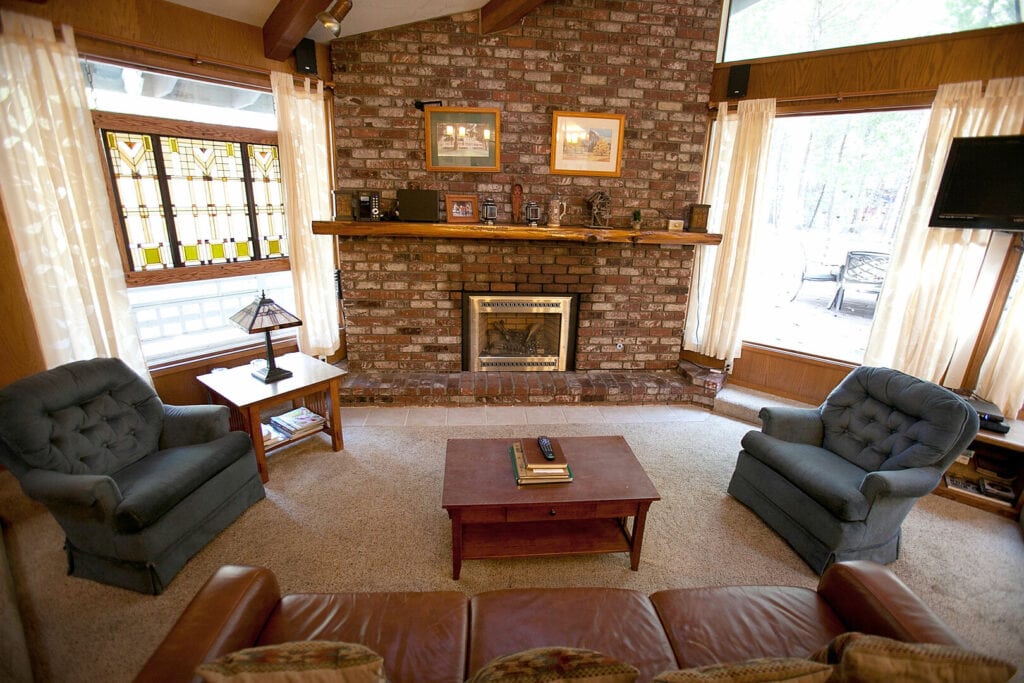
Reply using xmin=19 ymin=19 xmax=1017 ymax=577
xmin=0 ymin=358 xmax=265 ymax=594
xmin=727 ymin=366 xmax=978 ymax=574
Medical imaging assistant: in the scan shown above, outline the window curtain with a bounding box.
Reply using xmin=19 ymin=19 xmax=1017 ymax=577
xmin=0 ymin=11 xmax=150 ymax=381
xmin=270 ymin=72 xmax=340 ymax=357
xmin=864 ymin=78 xmax=1024 ymax=399
xmin=976 ymin=263 xmax=1024 ymax=417
xmin=683 ymin=98 xmax=776 ymax=367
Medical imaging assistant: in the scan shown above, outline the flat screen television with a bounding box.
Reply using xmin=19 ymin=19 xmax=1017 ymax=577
xmin=928 ymin=134 xmax=1024 ymax=232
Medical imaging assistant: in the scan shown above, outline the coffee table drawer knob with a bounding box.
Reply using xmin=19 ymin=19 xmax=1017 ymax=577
xmin=549 ymin=508 xmax=556 ymax=516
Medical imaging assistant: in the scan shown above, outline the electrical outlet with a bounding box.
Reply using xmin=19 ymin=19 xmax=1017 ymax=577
xmin=615 ymin=342 xmax=624 ymax=351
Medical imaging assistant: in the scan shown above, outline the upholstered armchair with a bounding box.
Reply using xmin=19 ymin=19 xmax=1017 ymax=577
xmin=728 ymin=366 xmax=979 ymax=574
xmin=0 ymin=358 xmax=265 ymax=594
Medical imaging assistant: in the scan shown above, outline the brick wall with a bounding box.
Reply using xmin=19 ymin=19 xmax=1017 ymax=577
xmin=339 ymin=236 xmax=692 ymax=372
xmin=329 ymin=0 xmax=720 ymax=373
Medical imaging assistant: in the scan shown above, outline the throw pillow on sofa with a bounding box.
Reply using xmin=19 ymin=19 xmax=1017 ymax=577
xmin=467 ymin=646 xmax=639 ymax=683
xmin=195 ymin=641 xmax=387 ymax=682
xmin=652 ymin=657 xmax=833 ymax=682
xmin=809 ymin=632 xmax=1016 ymax=683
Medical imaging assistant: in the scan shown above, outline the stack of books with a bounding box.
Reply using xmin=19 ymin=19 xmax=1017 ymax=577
xmin=509 ymin=439 xmax=573 ymax=485
xmin=270 ymin=406 xmax=326 ymax=440
xmin=261 ymin=423 xmax=289 ymax=447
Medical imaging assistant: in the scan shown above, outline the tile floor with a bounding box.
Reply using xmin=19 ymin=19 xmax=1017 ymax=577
xmin=340 ymin=403 xmax=712 ymax=427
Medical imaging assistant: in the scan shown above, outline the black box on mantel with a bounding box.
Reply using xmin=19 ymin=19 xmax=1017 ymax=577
xmin=397 ymin=189 xmax=441 ymax=222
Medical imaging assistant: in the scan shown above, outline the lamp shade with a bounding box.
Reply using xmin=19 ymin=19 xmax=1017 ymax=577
xmin=230 ymin=291 xmax=302 ymax=334
xmin=230 ymin=291 xmax=302 ymax=383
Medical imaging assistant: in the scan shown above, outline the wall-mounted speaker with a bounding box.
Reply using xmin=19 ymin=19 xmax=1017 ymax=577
xmin=294 ymin=38 xmax=318 ymax=76
xmin=726 ymin=64 xmax=750 ymax=98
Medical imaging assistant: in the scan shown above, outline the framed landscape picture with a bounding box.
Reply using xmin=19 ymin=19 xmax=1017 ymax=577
xmin=425 ymin=107 xmax=501 ymax=172
xmin=550 ymin=111 xmax=625 ymax=177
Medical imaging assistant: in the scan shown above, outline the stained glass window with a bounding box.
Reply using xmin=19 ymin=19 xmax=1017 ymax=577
xmin=101 ymin=130 xmax=287 ymax=272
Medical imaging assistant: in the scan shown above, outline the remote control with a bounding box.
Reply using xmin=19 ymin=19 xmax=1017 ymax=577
xmin=537 ymin=436 xmax=556 ymax=460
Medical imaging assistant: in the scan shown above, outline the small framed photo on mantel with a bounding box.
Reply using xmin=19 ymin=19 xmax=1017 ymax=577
xmin=445 ymin=194 xmax=479 ymax=223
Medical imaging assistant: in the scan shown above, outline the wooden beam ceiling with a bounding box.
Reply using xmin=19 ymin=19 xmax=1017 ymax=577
xmin=263 ymin=0 xmax=332 ymax=61
xmin=480 ymin=0 xmax=548 ymax=34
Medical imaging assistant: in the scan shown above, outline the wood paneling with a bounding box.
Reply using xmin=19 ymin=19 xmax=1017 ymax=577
xmin=711 ymin=24 xmax=1024 ymax=113
xmin=480 ymin=0 xmax=548 ymax=34
xmin=0 ymin=195 xmax=46 ymax=387
xmin=729 ymin=343 xmax=856 ymax=405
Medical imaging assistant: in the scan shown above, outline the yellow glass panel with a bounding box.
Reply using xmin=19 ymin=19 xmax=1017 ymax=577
xmin=183 ymin=244 xmax=200 ymax=262
xmin=143 ymin=247 xmax=163 ymax=265
xmin=210 ymin=242 xmax=225 ymax=260
xmin=267 ymin=239 xmax=281 ymax=255
xmin=236 ymin=242 xmax=250 ymax=258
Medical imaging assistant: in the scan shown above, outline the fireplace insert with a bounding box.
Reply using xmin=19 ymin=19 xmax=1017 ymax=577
xmin=462 ymin=294 xmax=578 ymax=371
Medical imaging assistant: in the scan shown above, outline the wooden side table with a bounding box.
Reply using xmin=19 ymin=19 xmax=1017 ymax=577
xmin=197 ymin=353 xmax=346 ymax=483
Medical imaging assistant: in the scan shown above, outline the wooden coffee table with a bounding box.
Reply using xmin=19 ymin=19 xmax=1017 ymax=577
xmin=441 ymin=436 xmax=660 ymax=579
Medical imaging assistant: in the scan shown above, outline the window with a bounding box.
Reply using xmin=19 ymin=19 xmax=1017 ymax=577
xmin=741 ymin=109 xmax=931 ymax=362
xmin=100 ymin=129 xmax=288 ymax=274
xmin=723 ymin=0 xmax=1022 ymax=62
xmin=87 ymin=61 xmax=297 ymax=363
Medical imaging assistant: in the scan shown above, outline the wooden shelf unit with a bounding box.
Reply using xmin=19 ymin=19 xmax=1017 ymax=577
xmin=312 ymin=220 xmax=723 ymax=246
xmin=934 ymin=419 xmax=1023 ymax=519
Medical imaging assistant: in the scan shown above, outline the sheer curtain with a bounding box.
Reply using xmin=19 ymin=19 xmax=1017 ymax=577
xmin=683 ymin=98 xmax=775 ymax=367
xmin=976 ymin=262 xmax=1024 ymax=417
xmin=270 ymin=72 xmax=340 ymax=357
xmin=0 ymin=11 xmax=149 ymax=380
xmin=864 ymin=78 xmax=1024 ymax=392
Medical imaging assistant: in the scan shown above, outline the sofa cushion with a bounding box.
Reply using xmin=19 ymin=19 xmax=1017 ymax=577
xmin=467 ymin=647 xmax=638 ymax=683
xmin=810 ymin=632 xmax=1016 ymax=682
xmin=740 ymin=432 xmax=870 ymax=521
xmin=468 ymin=588 xmax=677 ymax=683
xmin=257 ymin=592 xmax=468 ymax=683
xmin=652 ymin=658 xmax=833 ymax=682
xmin=195 ymin=641 xmax=386 ymax=682
xmin=112 ymin=431 xmax=253 ymax=533
xmin=650 ymin=586 xmax=847 ymax=668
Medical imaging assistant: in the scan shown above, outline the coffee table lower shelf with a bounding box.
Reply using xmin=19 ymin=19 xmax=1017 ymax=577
xmin=460 ymin=518 xmax=633 ymax=561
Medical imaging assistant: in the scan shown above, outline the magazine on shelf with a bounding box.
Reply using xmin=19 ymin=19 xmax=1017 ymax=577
xmin=270 ymin=406 xmax=325 ymax=435
xmin=261 ymin=423 xmax=289 ymax=447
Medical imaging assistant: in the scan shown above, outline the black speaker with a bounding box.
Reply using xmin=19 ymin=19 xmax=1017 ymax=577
xmin=727 ymin=64 xmax=750 ymax=98
xmin=294 ymin=38 xmax=318 ymax=75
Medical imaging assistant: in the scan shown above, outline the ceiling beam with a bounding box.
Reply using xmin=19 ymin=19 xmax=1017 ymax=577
xmin=480 ymin=0 xmax=548 ymax=34
xmin=263 ymin=0 xmax=332 ymax=61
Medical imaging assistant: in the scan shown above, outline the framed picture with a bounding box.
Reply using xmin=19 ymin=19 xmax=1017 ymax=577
xmin=425 ymin=107 xmax=500 ymax=172
xmin=550 ymin=111 xmax=625 ymax=177
xmin=445 ymin=194 xmax=479 ymax=223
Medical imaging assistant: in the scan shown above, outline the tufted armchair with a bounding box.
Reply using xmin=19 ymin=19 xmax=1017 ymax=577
xmin=0 ymin=358 xmax=265 ymax=594
xmin=727 ymin=366 xmax=978 ymax=574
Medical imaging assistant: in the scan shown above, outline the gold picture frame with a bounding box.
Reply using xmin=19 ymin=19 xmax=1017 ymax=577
xmin=425 ymin=107 xmax=501 ymax=172
xmin=445 ymin=194 xmax=479 ymax=223
xmin=550 ymin=111 xmax=625 ymax=177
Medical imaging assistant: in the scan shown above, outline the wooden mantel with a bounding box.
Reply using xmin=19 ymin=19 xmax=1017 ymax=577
xmin=312 ymin=220 xmax=723 ymax=245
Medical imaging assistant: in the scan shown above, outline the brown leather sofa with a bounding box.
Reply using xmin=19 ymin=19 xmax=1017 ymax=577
xmin=135 ymin=561 xmax=966 ymax=682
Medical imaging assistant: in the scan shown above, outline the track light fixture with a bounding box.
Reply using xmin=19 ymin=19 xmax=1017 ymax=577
xmin=317 ymin=0 xmax=353 ymax=38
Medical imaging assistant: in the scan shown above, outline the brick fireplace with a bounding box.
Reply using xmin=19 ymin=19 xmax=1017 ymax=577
xmin=337 ymin=235 xmax=693 ymax=374
xmin=462 ymin=293 xmax=578 ymax=372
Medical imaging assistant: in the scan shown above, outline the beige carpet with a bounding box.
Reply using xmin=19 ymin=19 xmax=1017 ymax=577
xmin=2 ymin=413 xmax=1023 ymax=681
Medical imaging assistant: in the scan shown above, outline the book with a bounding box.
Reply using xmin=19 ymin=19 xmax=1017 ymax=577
xmin=521 ymin=438 xmax=569 ymax=471
xmin=270 ymin=406 xmax=325 ymax=435
xmin=979 ymin=478 xmax=1016 ymax=502
xmin=509 ymin=444 xmax=572 ymax=485
xmin=944 ymin=475 xmax=1013 ymax=507
xmin=261 ymin=423 xmax=289 ymax=447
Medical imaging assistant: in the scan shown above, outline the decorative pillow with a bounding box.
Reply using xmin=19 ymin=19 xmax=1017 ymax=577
xmin=809 ymin=632 xmax=1016 ymax=683
xmin=195 ymin=641 xmax=388 ymax=682
xmin=652 ymin=658 xmax=833 ymax=682
xmin=467 ymin=646 xmax=639 ymax=683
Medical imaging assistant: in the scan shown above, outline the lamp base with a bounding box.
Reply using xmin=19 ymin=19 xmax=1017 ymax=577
xmin=251 ymin=366 xmax=293 ymax=384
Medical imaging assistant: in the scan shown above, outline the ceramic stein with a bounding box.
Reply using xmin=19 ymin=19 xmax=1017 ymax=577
xmin=547 ymin=196 xmax=568 ymax=227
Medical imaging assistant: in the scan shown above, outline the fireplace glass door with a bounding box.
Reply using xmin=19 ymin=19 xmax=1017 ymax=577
xmin=464 ymin=295 xmax=577 ymax=371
